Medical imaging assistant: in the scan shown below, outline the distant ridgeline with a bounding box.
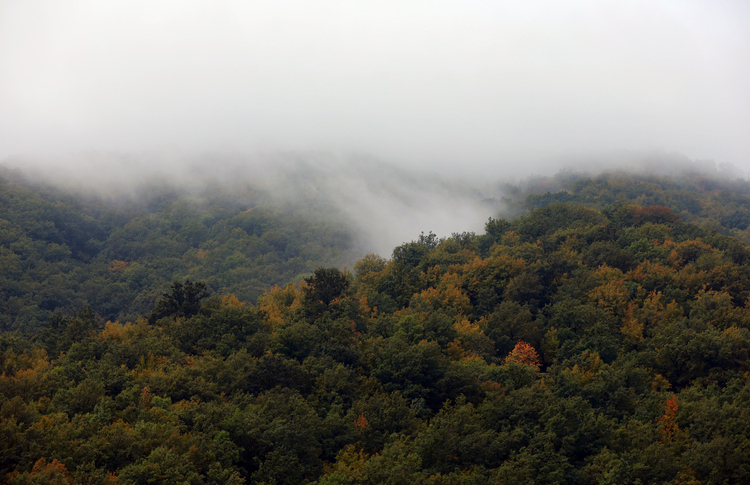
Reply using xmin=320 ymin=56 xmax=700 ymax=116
xmin=3 ymin=197 xmax=750 ymax=482
xmin=517 ymin=170 xmax=750 ymax=243
xmin=0 ymin=167 xmax=356 ymax=331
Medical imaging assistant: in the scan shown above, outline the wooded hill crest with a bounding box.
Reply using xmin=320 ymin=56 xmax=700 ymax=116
xmin=4 ymin=168 xmax=750 ymax=481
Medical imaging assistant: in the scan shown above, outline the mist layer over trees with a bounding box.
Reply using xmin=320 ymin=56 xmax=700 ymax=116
xmin=4 ymin=157 xmax=750 ymax=481
xmin=3 ymin=1 xmax=749 ymax=480
xmin=3 ymin=154 xmax=750 ymax=330
xmin=4 ymin=160 xmax=750 ymax=481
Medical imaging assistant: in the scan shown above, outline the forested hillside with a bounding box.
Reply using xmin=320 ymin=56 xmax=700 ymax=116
xmin=517 ymin=170 xmax=750 ymax=244
xmin=4 ymin=195 xmax=750 ymax=483
xmin=5 ymin=163 xmax=750 ymax=333
xmin=0 ymin=167 xmax=356 ymax=331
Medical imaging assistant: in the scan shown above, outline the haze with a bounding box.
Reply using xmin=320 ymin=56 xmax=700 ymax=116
xmin=2 ymin=1 xmax=750 ymax=256
xmin=2 ymin=0 xmax=749 ymax=178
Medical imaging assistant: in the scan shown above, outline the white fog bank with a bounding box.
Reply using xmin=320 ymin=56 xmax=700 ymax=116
xmin=2 ymin=150 xmax=744 ymax=259
xmin=1 ymin=1 xmax=749 ymax=175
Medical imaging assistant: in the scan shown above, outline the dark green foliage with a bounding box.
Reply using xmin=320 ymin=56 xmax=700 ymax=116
xmin=582 ymin=241 xmax=635 ymax=271
xmin=0 ymin=169 xmax=357 ymax=331
xmin=515 ymin=204 xmax=608 ymax=242
xmin=303 ymin=267 xmax=351 ymax=320
xmin=149 ymin=279 xmax=210 ymax=323
xmin=517 ymin=170 xmax=750 ymax=246
xmin=8 ymin=169 xmax=750 ymax=483
xmin=39 ymin=308 xmax=100 ymax=357
xmin=722 ymin=208 xmax=750 ymax=230
xmin=484 ymin=217 xmax=511 ymax=242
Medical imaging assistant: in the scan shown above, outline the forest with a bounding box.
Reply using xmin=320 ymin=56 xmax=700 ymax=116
xmin=3 ymin=166 xmax=750 ymax=483
xmin=0 ymin=166 xmax=357 ymax=331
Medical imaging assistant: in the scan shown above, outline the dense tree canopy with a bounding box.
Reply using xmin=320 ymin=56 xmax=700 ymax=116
xmin=0 ymin=168 xmax=356 ymax=331
xmin=6 ymin=167 xmax=750 ymax=482
xmin=3 ymin=192 xmax=750 ymax=482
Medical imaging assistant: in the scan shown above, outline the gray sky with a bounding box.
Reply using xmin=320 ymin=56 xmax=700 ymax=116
xmin=1 ymin=0 xmax=749 ymax=177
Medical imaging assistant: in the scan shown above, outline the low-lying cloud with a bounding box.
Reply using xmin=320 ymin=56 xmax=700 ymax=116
xmin=1 ymin=1 xmax=749 ymax=176
xmin=2 ymin=1 xmax=749 ymax=258
xmin=4 ymin=149 xmax=743 ymax=262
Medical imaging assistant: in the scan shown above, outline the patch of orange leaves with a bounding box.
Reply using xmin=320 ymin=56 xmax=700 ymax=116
xmin=504 ymin=340 xmax=541 ymax=370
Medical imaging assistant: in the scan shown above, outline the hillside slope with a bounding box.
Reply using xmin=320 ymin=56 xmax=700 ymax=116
xmin=517 ymin=170 xmax=750 ymax=243
xmin=0 ymin=167 xmax=357 ymax=330
xmin=3 ymin=202 xmax=750 ymax=483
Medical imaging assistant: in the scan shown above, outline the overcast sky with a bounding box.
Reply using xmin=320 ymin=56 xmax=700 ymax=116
xmin=1 ymin=1 xmax=749 ymax=178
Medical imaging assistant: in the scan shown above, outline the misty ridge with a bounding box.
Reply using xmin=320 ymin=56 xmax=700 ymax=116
xmin=10 ymin=151 xmax=750 ymax=482
xmin=4 ymin=3 xmax=750 ymax=481
xmin=4 ymin=149 xmax=747 ymax=260
xmin=3 ymin=151 xmax=500 ymax=260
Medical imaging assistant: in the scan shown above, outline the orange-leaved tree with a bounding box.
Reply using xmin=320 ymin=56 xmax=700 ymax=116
xmin=354 ymin=412 xmax=369 ymax=435
xmin=504 ymin=340 xmax=541 ymax=370
xmin=657 ymin=396 xmax=679 ymax=443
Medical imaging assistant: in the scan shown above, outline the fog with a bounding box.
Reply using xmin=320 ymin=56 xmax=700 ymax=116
xmin=2 ymin=1 xmax=749 ymax=176
xmin=4 ymin=149 xmax=743 ymax=260
xmin=3 ymin=150 xmax=497 ymax=257
xmin=2 ymin=1 xmax=750 ymax=255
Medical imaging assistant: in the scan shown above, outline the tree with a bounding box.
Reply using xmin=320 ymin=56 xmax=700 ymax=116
xmin=149 ymin=280 xmax=210 ymax=323
xmin=504 ymin=341 xmax=541 ymax=370
xmin=657 ymin=397 xmax=679 ymax=443
xmin=302 ymin=267 xmax=350 ymax=317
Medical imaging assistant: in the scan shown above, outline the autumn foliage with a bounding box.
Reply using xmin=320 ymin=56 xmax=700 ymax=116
xmin=631 ymin=205 xmax=681 ymax=226
xmin=354 ymin=412 xmax=369 ymax=434
xmin=7 ymin=168 xmax=750 ymax=483
xmin=657 ymin=397 xmax=680 ymax=443
xmin=504 ymin=340 xmax=541 ymax=369
xmin=7 ymin=458 xmax=73 ymax=485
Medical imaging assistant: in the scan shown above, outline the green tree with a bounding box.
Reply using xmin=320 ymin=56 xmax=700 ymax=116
xmin=149 ymin=279 xmax=210 ymax=323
